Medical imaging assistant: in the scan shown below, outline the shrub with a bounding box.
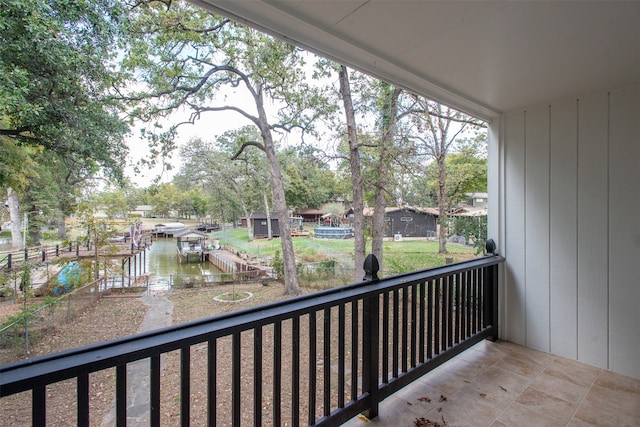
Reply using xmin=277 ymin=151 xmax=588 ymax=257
xmin=0 ymin=285 xmax=13 ymax=298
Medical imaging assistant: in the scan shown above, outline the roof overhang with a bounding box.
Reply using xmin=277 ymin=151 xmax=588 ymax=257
xmin=192 ymin=1 xmax=640 ymax=121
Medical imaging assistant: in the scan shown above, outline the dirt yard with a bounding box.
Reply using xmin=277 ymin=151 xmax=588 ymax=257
xmin=0 ymin=282 xmax=299 ymax=426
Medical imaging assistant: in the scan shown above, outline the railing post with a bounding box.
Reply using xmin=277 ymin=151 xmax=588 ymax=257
xmin=363 ymin=254 xmax=380 ymax=281
xmin=490 ymin=263 xmax=499 ymax=341
xmin=7 ymin=253 xmax=11 ymax=269
xmin=362 ymin=254 xmax=380 ymax=419
xmin=483 ymin=239 xmax=499 ymax=341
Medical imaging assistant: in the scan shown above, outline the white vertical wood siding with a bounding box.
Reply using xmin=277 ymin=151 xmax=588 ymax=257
xmin=494 ymin=85 xmax=640 ymax=378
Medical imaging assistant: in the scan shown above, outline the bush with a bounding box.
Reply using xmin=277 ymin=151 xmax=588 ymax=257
xmin=271 ymin=250 xmax=284 ymax=280
xmin=0 ymin=285 xmax=13 ymax=298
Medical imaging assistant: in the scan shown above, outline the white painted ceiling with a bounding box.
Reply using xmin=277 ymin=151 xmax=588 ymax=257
xmin=193 ymin=0 xmax=640 ymax=120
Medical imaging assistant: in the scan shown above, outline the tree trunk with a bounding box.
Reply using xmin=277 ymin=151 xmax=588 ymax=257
xmin=57 ymin=213 xmax=66 ymax=239
xmin=339 ymin=65 xmax=365 ymax=280
xmin=372 ymin=187 xmax=386 ymax=267
xmin=372 ymin=85 xmax=402 ymax=271
xmin=256 ymin=93 xmax=301 ymax=295
xmin=264 ymin=192 xmax=272 ymax=240
xmin=437 ymin=155 xmax=448 ymax=254
xmin=6 ymin=188 xmax=22 ymax=249
xmin=238 ymin=188 xmax=253 ymax=242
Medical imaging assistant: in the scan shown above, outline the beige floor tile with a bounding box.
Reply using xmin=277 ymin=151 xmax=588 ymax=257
xmin=422 ymin=387 xmax=501 ymax=427
xmin=581 ymin=383 xmax=640 ymax=420
xmin=515 ymin=387 xmax=577 ymax=425
xmin=419 ymin=368 xmax=470 ymax=395
xmin=442 ymin=356 xmax=485 ymax=381
xmin=466 ymin=366 xmax=530 ymax=410
xmin=565 ymin=419 xmax=595 ymax=427
xmin=472 ymin=364 xmax=531 ymax=394
xmin=455 ymin=382 xmax=516 ymax=412
xmin=496 ymin=401 xmax=567 ymax=427
xmin=343 ymin=340 xmax=639 ymax=427
xmin=531 ymin=371 xmax=590 ymax=405
xmin=593 ymin=369 xmax=640 ymax=395
xmin=573 ymin=397 xmax=640 ymax=427
xmin=458 ymin=347 xmax=505 ymax=369
xmin=342 ymin=394 xmax=439 ymax=427
xmin=498 ymin=354 xmax=546 ymax=380
xmin=392 ymin=377 xmax=444 ymax=413
xmin=500 ymin=341 xmax=556 ymax=367
xmin=543 ymin=357 xmax=601 ymax=388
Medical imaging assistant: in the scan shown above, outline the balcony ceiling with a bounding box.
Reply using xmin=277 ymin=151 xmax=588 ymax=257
xmin=192 ymin=0 xmax=640 ymax=120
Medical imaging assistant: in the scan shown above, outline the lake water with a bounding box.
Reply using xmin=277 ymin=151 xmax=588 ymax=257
xmin=0 ymin=237 xmax=224 ymax=291
xmin=144 ymin=239 xmax=223 ymax=292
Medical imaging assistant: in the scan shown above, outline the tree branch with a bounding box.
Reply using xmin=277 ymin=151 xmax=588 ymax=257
xmin=231 ymin=141 xmax=265 ymax=160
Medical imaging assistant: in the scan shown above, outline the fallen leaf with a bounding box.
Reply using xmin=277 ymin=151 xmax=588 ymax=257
xmin=414 ymin=417 xmax=443 ymax=427
xmin=439 ymin=395 xmax=447 ymax=402
xmin=499 ymin=385 xmax=508 ymax=392
xmin=418 ymin=396 xmax=431 ymax=402
xmin=479 ymin=393 xmax=487 ymax=398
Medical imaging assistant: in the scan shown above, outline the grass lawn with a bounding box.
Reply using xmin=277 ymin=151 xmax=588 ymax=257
xmin=211 ymin=226 xmax=479 ymax=274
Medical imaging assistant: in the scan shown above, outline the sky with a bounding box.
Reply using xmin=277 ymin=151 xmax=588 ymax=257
xmin=125 ymin=108 xmax=252 ymax=187
xmin=124 ymin=87 xmax=262 ymax=188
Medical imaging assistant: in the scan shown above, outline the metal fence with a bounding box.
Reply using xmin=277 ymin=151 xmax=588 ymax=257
xmin=0 ymin=277 xmax=106 ymax=364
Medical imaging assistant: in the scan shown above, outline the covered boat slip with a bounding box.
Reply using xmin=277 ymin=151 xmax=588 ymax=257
xmin=151 ymin=222 xmax=186 ymax=237
xmin=174 ymin=228 xmax=209 ymax=262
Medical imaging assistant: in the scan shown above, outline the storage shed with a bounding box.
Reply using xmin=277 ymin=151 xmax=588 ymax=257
xmin=383 ymin=207 xmax=438 ymax=239
xmin=250 ymin=212 xmax=280 ymax=238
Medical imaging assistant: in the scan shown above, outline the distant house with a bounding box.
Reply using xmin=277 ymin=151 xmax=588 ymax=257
xmin=129 ymin=205 xmax=154 ymax=218
xmin=363 ymin=207 xmax=439 ymax=238
xmin=462 ymin=193 xmax=488 ymax=208
xmin=297 ymin=207 xmax=325 ymax=223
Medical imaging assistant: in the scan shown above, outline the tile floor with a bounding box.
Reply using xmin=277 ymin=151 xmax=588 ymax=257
xmin=343 ymin=340 xmax=640 ymax=427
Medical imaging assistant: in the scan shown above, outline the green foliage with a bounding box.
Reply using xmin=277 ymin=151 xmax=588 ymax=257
xmin=281 ymin=147 xmax=340 ymax=209
xmin=271 ymin=250 xmax=284 ymax=280
xmin=449 ymin=215 xmax=488 ymax=255
xmin=98 ymin=188 xmax=129 ymax=219
xmin=122 ymin=3 xmax=331 ymax=165
xmin=19 ymin=262 xmax=31 ymax=294
xmin=0 ymin=137 xmax=38 ymax=191
xmin=0 ymin=0 xmax=130 ymax=182
xmin=0 ymin=285 xmax=13 ymax=298
xmin=149 ymin=183 xmax=179 ymax=217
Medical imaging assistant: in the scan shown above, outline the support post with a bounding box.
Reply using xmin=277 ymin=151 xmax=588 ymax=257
xmin=361 ymin=254 xmax=380 ymax=419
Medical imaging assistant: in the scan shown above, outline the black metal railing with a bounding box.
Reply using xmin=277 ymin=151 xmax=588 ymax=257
xmin=0 ymin=250 xmax=504 ymax=426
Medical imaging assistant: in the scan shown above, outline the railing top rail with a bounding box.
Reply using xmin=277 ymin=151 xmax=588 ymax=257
xmin=0 ymin=254 xmax=504 ymax=396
